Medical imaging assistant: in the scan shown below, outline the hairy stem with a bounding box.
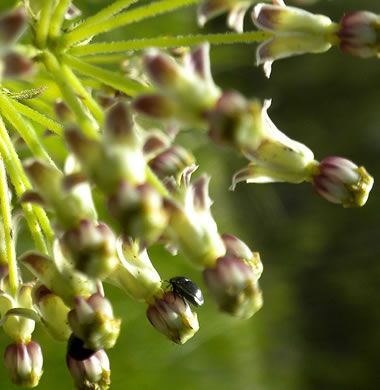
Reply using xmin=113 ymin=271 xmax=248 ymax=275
xmin=10 ymin=100 xmax=63 ymax=136
xmin=42 ymin=51 xmax=99 ymax=139
xmin=48 ymin=0 xmax=72 ymax=39
xmin=68 ymin=31 xmax=273 ymax=56
xmin=0 ymin=157 xmax=18 ymax=295
xmin=62 ymin=54 xmax=151 ymax=96
xmin=0 ymin=94 xmax=57 ymax=167
xmin=36 ymin=0 xmax=55 ymax=49
xmin=71 ymin=0 xmax=138 ymax=32
xmin=60 ymin=0 xmax=204 ymax=48
xmin=0 ymin=118 xmax=49 ymax=255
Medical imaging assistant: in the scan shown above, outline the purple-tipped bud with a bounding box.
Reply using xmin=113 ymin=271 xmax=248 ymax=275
xmin=144 ymin=51 xmax=179 ymax=88
xmin=55 ymin=99 xmax=75 ymax=123
xmin=4 ymin=341 xmax=43 ymax=388
xmin=312 ymin=156 xmax=374 ymax=207
xmin=67 ymin=346 xmax=110 ymax=390
xmin=149 ymin=146 xmax=195 ymax=181
xmin=32 ymin=284 xmax=71 ymax=342
xmin=104 ymin=101 xmax=134 ymax=144
xmin=203 ymin=255 xmax=263 ymax=319
xmin=133 ymin=93 xmax=176 ymax=119
xmin=337 ymin=11 xmax=380 ymax=58
xmin=108 ymin=182 xmax=168 ymax=244
xmin=0 ymin=7 xmax=28 ymax=49
xmin=68 ymin=292 xmax=121 ymax=351
xmin=61 ymin=220 xmax=118 ymax=280
xmin=147 ymin=291 xmax=199 ymax=344
xmin=2 ymin=52 xmax=34 ymax=78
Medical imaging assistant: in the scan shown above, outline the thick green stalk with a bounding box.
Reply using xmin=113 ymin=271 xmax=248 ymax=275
xmin=10 ymin=100 xmax=63 ymax=136
xmin=36 ymin=0 xmax=55 ymax=49
xmin=62 ymin=54 xmax=150 ymax=96
xmin=0 ymin=157 xmax=18 ymax=296
xmin=0 ymin=119 xmax=49 ymax=255
xmin=61 ymin=66 xmax=105 ymax=125
xmin=72 ymin=0 xmax=138 ymax=31
xmin=60 ymin=0 xmax=204 ymax=48
xmin=0 ymin=94 xmax=57 ymax=167
xmin=68 ymin=31 xmax=273 ymax=56
xmin=42 ymin=51 xmax=99 ymax=139
xmin=48 ymin=0 xmax=72 ymax=39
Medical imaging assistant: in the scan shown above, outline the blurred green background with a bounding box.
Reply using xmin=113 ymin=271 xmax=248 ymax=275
xmin=0 ymin=0 xmax=379 ymax=389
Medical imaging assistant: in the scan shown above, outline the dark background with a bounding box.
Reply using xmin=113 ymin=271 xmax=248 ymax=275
xmin=0 ymin=0 xmax=379 ymax=389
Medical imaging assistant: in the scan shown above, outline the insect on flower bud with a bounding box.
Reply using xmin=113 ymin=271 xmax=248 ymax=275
xmin=312 ymin=156 xmax=374 ymax=207
xmin=4 ymin=341 xmax=43 ymax=388
xmin=146 ymin=291 xmax=199 ymax=344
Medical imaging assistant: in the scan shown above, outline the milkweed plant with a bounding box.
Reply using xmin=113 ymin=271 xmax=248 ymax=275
xmin=0 ymin=0 xmax=375 ymax=388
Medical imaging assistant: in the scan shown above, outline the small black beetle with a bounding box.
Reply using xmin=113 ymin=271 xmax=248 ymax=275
xmin=169 ymin=276 xmax=204 ymax=307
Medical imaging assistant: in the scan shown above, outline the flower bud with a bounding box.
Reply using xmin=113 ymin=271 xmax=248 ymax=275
xmin=166 ymin=175 xmax=226 ymax=269
xmin=109 ymin=238 xmax=162 ymax=302
xmin=61 ymin=220 xmax=119 ymax=280
xmin=23 ymin=159 xmax=97 ymax=229
xmin=147 ymin=291 xmax=199 ymax=344
xmin=67 ymin=344 xmax=110 ymax=390
xmin=138 ymin=44 xmax=221 ymax=127
xmin=108 ymin=182 xmax=168 ymax=244
xmin=2 ymin=52 xmax=34 ymax=78
xmin=312 ymin=156 xmax=374 ymax=207
xmin=149 ymin=145 xmax=195 ymax=182
xmin=32 ymin=284 xmax=71 ymax=342
xmin=336 ymin=11 xmax=380 ymax=58
xmin=68 ymin=291 xmax=121 ymax=351
xmin=0 ymin=283 xmax=36 ymax=343
xmin=203 ymin=256 xmax=263 ymax=319
xmin=252 ymin=3 xmax=335 ymax=76
xmin=0 ymin=7 xmax=28 ymax=52
xmin=4 ymin=341 xmax=43 ymax=388
xmin=209 ymin=97 xmax=315 ymax=187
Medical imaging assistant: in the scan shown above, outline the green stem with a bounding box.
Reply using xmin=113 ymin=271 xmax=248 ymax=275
xmin=72 ymin=0 xmax=138 ymax=31
xmin=79 ymin=54 xmax=130 ymax=64
xmin=0 ymin=118 xmax=49 ymax=255
xmin=42 ymin=51 xmax=99 ymax=139
xmin=0 ymin=94 xmax=57 ymax=167
xmin=0 ymin=157 xmax=18 ymax=296
xmin=10 ymin=100 xmax=63 ymax=136
xmin=68 ymin=31 xmax=273 ymax=56
xmin=36 ymin=0 xmax=55 ymax=49
xmin=62 ymin=54 xmax=150 ymax=96
xmin=61 ymin=66 xmax=105 ymax=125
xmin=60 ymin=0 xmax=204 ymax=48
xmin=145 ymin=166 xmax=170 ymax=198
xmin=48 ymin=0 xmax=72 ymax=39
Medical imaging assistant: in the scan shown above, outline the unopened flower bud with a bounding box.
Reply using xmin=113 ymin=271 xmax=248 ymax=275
xmin=149 ymin=145 xmax=195 ymax=182
xmin=109 ymin=238 xmax=162 ymax=302
xmin=203 ymin=256 xmax=263 ymax=319
xmin=61 ymin=220 xmax=118 ymax=280
xmin=67 ymin=344 xmax=110 ymax=390
xmin=4 ymin=341 xmax=43 ymax=388
xmin=336 ymin=11 xmax=380 ymax=58
xmin=68 ymin=291 xmax=121 ymax=351
xmin=55 ymin=99 xmax=75 ymax=123
xmin=108 ymin=182 xmax=168 ymax=244
xmin=252 ymin=3 xmax=335 ymax=76
xmin=0 ymin=7 xmax=28 ymax=52
xmin=166 ymin=175 xmax=226 ymax=268
xmin=312 ymin=156 xmax=374 ymax=207
xmin=23 ymin=159 xmax=97 ymax=229
xmin=32 ymin=284 xmax=71 ymax=342
xmin=147 ymin=291 xmax=199 ymax=344
xmin=2 ymin=52 xmax=34 ymax=78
